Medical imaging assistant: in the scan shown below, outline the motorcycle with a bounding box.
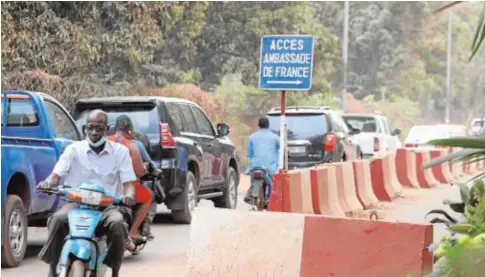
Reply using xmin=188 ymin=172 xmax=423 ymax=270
xmin=247 ymin=166 xmax=271 ymax=211
xmin=38 ymin=182 xmax=127 ymax=277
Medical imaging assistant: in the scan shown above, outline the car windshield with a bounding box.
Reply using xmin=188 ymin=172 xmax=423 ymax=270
xmin=267 ymin=114 xmax=328 ymax=138
xmin=342 ymin=116 xmax=377 ymax=133
xmin=74 ymin=106 xmax=159 ymax=134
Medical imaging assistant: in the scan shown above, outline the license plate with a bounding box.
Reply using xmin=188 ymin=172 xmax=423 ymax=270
xmin=289 ymin=146 xmax=306 ymax=154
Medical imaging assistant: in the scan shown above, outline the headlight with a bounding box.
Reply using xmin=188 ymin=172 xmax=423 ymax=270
xmin=79 ymin=189 xmax=103 ymax=205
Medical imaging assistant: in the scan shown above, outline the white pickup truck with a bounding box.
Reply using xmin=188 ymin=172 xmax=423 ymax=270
xmin=341 ymin=112 xmax=402 ymax=158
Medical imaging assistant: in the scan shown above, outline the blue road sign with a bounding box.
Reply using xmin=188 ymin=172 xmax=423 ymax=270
xmin=259 ymin=35 xmax=314 ymax=91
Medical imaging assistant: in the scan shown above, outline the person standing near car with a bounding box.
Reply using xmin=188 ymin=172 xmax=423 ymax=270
xmin=245 ymin=116 xmax=280 ymax=205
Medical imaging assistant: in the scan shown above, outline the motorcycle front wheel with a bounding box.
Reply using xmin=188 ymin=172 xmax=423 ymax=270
xmin=68 ymin=260 xmax=85 ymax=277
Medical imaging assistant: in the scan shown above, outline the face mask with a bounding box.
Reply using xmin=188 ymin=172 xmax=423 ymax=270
xmin=85 ymin=128 xmax=107 ymax=148
xmin=86 ymin=136 xmax=106 ymax=148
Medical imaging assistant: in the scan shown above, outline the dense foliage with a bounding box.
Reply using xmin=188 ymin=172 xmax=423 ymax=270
xmin=1 ymin=1 xmax=484 ymax=163
xmin=423 ymin=137 xmax=485 ymax=277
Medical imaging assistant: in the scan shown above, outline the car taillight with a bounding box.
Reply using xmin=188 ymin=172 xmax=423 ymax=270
xmin=160 ymin=123 xmax=175 ymax=147
xmin=324 ymin=133 xmax=337 ymax=152
xmin=252 ymin=171 xmax=264 ymax=180
xmin=373 ymin=137 xmax=380 ymax=152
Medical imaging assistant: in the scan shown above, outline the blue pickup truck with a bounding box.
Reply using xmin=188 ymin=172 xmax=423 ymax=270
xmin=1 ymin=90 xmax=82 ymax=267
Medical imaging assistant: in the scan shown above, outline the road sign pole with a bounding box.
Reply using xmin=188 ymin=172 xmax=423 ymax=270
xmin=258 ymin=35 xmax=314 ymax=172
xmin=279 ymin=90 xmax=286 ymax=170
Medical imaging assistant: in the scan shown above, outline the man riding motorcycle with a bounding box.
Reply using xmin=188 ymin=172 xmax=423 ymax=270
xmin=108 ymin=115 xmax=153 ymax=245
xmin=37 ymin=109 xmax=137 ymax=277
xmin=244 ymin=116 xmax=280 ymax=206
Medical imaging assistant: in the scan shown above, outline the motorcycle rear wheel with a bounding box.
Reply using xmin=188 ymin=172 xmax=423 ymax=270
xmin=250 ymin=185 xmax=266 ymax=211
xmin=68 ymin=260 xmax=85 ymax=277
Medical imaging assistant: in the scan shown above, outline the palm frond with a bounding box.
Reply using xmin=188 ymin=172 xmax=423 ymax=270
xmin=470 ymin=3 xmax=485 ymax=60
xmin=427 ymin=137 xmax=485 ymax=149
xmin=422 ymin=148 xmax=483 ymax=169
xmin=433 ymin=1 xmax=463 ymax=14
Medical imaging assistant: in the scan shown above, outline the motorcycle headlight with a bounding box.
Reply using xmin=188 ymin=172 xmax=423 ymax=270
xmin=79 ymin=189 xmax=103 ymax=205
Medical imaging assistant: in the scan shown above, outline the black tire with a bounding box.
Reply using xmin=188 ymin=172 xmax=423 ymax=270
xmin=213 ymin=167 xmax=238 ymax=209
xmin=68 ymin=260 xmax=85 ymax=277
xmin=1 ymin=195 xmax=28 ymax=268
xmin=172 ymin=171 xmax=197 ymax=224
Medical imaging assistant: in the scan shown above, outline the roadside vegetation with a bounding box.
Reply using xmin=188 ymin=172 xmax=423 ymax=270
xmin=423 ymin=136 xmax=485 ymax=276
xmin=2 ymin=1 xmax=484 ymax=167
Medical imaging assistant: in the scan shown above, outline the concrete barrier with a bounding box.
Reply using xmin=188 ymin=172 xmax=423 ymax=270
xmin=370 ymin=153 xmax=401 ymax=201
xmin=287 ymin=170 xmax=314 ymax=214
xmin=309 ymin=166 xmax=345 ymax=216
xmin=472 ymin=159 xmax=482 ymax=172
xmin=332 ymin=162 xmax=364 ymax=213
xmin=414 ymin=150 xmax=438 ymax=188
xmin=352 ymin=159 xmax=379 ymax=208
xmin=395 ymin=148 xmax=420 ymax=188
xmin=268 ymin=171 xmax=288 ymax=212
xmin=268 ymin=170 xmax=314 ymax=214
xmin=187 ymin=208 xmax=433 ymax=277
xmin=430 ymin=149 xmax=454 ymax=184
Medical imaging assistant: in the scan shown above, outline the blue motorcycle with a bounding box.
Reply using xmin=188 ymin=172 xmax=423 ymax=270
xmin=38 ymin=182 xmax=125 ymax=277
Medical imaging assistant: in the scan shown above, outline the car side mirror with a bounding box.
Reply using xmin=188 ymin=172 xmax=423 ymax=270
xmin=216 ymin=123 xmax=230 ymax=137
xmin=392 ymin=128 xmax=401 ymax=136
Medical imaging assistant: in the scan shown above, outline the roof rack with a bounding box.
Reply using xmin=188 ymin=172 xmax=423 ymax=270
xmin=268 ymin=106 xmax=330 ymax=113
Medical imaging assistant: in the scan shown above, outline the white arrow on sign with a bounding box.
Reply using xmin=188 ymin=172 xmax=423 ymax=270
xmin=267 ymin=80 xmax=303 ymax=85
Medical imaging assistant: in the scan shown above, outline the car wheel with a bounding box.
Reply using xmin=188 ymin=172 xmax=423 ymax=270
xmin=1 ymin=195 xmax=28 ymax=268
xmin=212 ymin=167 xmax=238 ymax=209
xmin=172 ymin=171 xmax=198 ymax=224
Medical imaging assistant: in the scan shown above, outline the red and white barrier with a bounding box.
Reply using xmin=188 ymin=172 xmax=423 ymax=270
xmin=414 ymin=150 xmax=439 ymax=188
xmin=352 ymin=159 xmax=379 ymax=208
xmin=395 ymin=148 xmax=420 ymax=188
xmin=188 ymin=208 xmax=433 ymax=277
xmin=310 ymin=166 xmax=345 ymax=216
xmin=268 ymin=146 xmax=482 ymax=216
xmin=370 ymin=153 xmax=402 ymax=201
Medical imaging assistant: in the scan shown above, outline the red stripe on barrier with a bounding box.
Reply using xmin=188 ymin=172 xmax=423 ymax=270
xmin=300 ymin=216 xmax=433 ymax=277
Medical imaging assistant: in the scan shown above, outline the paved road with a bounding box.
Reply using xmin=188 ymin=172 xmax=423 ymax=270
xmin=1 ymin=193 xmax=252 ymax=276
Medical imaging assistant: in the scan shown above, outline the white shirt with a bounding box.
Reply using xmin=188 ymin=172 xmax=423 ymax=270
xmin=53 ymin=139 xmax=137 ymax=196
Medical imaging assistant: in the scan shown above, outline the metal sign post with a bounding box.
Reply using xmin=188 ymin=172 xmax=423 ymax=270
xmin=259 ymin=35 xmax=314 ymax=171
xmin=280 ymin=90 xmax=287 ymax=170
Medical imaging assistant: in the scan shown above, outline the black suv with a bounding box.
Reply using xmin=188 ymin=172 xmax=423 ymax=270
xmin=266 ymin=106 xmax=361 ymax=169
xmin=72 ymin=96 xmax=240 ymax=224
